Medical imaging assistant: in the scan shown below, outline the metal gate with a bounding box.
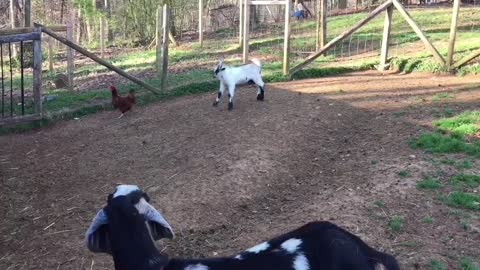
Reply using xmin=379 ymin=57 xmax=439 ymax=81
xmin=0 ymin=28 xmax=42 ymax=125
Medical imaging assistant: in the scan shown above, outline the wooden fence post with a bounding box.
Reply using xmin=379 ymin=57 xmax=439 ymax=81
xmin=284 ymin=0 xmax=291 ymax=76
xmin=67 ymin=23 xmax=75 ymax=91
xmin=243 ymin=0 xmax=250 ymax=63
xmin=378 ymin=5 xmax=393 ymax=71
xmin=161 ymin=4 xmax=170 ymax=91
xmin=239 ymin=0 xmax=244 ymax=47
xmin=447 ymin=0 xmax=460 ymax=68
xmin=156 ymin=6 xmax=163 ymax=76
xmin=316 ymin=0 xmax=327 ymax=50
xmin=33 ymin=27 xmax=43 ymax=116
xmin=199 ymin=0 xmax=204 ymax=46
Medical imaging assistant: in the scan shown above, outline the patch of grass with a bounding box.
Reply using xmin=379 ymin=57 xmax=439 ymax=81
xmin=456 ymin=159 xmax=474 ymax=170
xmin=430 ymin=259 xmax=448 ymax=270
xmin=460 ymin=257 xmax=480 ymax=270
xmin=411 ymin=132 xmax=480 ymax=157
xmin=434 ymin=111 xmax=480 ymax=136
xmin=446 ymin=192 xmax=480 ymax=210
xmin=452 ymin=174 xmax=480 ymax=188
xmin=398 ymin=170 xmax=410 ymax=178
xmin=417 ymin=176 xmax=442 ymax=190
xmin=432 ymin=93 xmax=455 ymax=102
xmin=423 ymin=216 xmax=434 ymax=224
xmin=389 ymin=216 xmax=404 ymax=232
xmin=374 ymin=200 xmax=385 ymax=208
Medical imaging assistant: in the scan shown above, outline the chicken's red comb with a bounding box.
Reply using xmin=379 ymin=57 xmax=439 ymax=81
xmin=109 ymin=85 xmax=116 ymax=91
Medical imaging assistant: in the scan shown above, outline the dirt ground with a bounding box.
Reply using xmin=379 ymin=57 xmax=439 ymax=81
xmin=1 ymin=71 xmax=479 ymax=269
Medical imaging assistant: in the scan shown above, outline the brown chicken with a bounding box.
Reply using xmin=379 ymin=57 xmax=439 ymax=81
xmin=109 ymin=85 xmax=136 ymax=118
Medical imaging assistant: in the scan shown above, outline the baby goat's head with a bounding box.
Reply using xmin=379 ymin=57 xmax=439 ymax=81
xmin=86 ymin=185 xmax=174 ymax=270
xmin=214 ymin=58 xmax=225 ymax=78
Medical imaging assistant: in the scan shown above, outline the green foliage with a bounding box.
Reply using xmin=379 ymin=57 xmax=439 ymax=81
xmin=389 ymin=216 xmax=404 ymax=232
xmin=423 ymin=216 xmax=434 ymax=224
xmin=460 ymin=257 xmax=480 ymax=270
xmin=411 ymin=132 xmax=480 ymax=157
xmin=430 ymin=259 xmax=448 ymax=270
xmin=434 ymin=111 xmax=480 ymax=136
xmin=452 ymin=174 xmax=480 ymax=188
xmin=417 ymin=177 xmax=442 ymax=190
xmin=446 ymin=192 xmax=480 ymax=210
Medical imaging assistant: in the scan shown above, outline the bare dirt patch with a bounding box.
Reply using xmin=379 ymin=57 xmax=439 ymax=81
xmin=1 ymin=71 xmax=479 ymax=269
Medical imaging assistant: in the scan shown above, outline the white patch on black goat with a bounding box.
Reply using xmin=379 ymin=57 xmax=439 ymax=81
xmin=234 ymin=255 xmax=243 ymax=260
xmin=280 ymin=238 xmax=302 ymax=254
xmin=185 ymin=263 xmax=209 ymax=270
xmin=113 ymin=184 xmax=139 ymax=197
xmin=213 ymin=58 xmax=266 ymax=110
xmin=293 ymin=253 xmax=310 ymax=270
xmin=246 ymin=241 xmax=270 ymax=254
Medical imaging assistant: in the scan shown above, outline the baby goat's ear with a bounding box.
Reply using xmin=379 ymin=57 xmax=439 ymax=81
xmin=218 ymin=57 xmax=224 ymax=67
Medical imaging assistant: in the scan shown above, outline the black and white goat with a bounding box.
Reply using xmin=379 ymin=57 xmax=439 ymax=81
xmin=86 ymin=185 xmax=400 ymax=270
xmin=213 ymin=58 xmax=266 ymax=110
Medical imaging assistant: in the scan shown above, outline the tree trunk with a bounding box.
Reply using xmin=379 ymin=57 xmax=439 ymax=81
xmin=76 ymin=8 xmax=83 ymax=44
xmin=24 ymin=0 xmax=31 ymax=27
xmin=9 ymin=0 xmax=17 ymax=58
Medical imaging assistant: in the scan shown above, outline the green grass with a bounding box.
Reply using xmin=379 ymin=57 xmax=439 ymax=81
xmin=374 ymin=200 xmax=385 ymax=208
xmin=446 ymin=192 xmax=480 ymax=211
xmin=460 ymin=257 xmax=480 ymax=270
xmin=411 ymin=132 xmax=480 ymax=157
xmin=423 ymin=216 xmax=434 ymax=224
xmin=432 ymin=93 xmax=455 ymax=102
xmin=398 ymin=170 xmax=410 ymax=178
xmin=389 ymin=216 xmax=404 ymax=232
xmin=452 ymin=174 xmax=480 ymax=188
xmin=430 ymin=259 xmax=448 ymax=270
xmin=417 ymin=176 xmax=442 ymax=190
xmin=434 ymin=111 xmax=480 ymax=136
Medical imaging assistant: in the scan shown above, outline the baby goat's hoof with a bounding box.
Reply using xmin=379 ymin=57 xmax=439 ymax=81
xmin=257 ymin=93 xmax=264 ymax=101
xmin=213 ymin=101 xmax=219 ymax=107
xmin=228 ymin=102 xmax=233 ymax=111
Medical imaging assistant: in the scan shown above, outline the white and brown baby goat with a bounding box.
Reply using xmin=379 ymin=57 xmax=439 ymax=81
xmin=86 ymin=185 xmax=400 ymax=270
xmin=213 ymin=58 xmax=266 ymax=110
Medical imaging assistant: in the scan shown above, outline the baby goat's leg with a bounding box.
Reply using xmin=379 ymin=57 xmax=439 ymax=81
xmin=253 ymin=77 xmax=266 ymax=101
xmin=228 ymin=84 xmax=235 ymax=111
xmin=213 ymin=82 xmax=226 ymax=106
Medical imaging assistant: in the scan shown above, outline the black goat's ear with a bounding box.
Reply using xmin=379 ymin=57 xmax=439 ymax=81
xmin=141 ymin=201 xmax=175 ymax=240
xmin=85 ymin=209 xmax=112 ymax=254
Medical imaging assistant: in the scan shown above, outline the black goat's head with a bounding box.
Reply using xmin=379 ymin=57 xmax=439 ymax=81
xmin=85 ymin=185 xmax=174 ymax=255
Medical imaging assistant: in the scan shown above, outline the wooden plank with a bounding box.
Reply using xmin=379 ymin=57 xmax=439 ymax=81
xmin=161 ymin=5 xmax=170 ymax=91
xmin=291 ymin=0 xmax=392 ymax=75
xmin=239 ymin=0 xmax=244 ymax=47
xmin=251 ymin=0 xmax=286 ymax=5
xmin=33 ymin=27 xmax=43 ymax=116
xmin=66 ymin=23 xmax=75 ymax=91
xmin=0 ymin=25 xmax=67 ymax=36
xmin=447 ymin=0 xmax=460 ymax=68
xmin=0 ymin=32 xmax=40 ymax=44
xmin=243 ymin=0 xmax=250 ymax=63
xmin=156 ymin=6 xmax=163 ymax=76
xmin=0 ymin=114 xmax=42 ymax=126
xmin=453 ymin=48 xmax=480 ymax=69
xmin=48 ymin=37 xmax=54 ymax=72
xmin=283 ymin=0 xmax=291 ymax=75
xmin=391 ymin=0 xmax=445 ymax=65
xmin=36 ymin=23 xmax=161 ymax=95
xmin=378 ymin=5 xmax=393 ymax=71
xmin=199 ymin=0 xmax=204 ymax=46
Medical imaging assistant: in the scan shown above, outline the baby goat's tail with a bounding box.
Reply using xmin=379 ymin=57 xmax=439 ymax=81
xmin=251 ymin=58 xmax=262 ymax=69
